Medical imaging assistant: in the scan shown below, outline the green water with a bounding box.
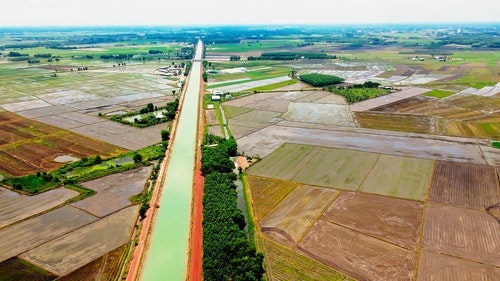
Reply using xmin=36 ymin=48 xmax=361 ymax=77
xmin=141 ymin=41 xmax=203 ymax=281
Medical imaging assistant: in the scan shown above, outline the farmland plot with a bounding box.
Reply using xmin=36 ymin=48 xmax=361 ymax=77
xmin=422 ymin=204 xmax=500 ymax=267
xmin=292 ymin=147 xmax=379 ymax=190
xmin=359 ymin=155 xmax=434 ymax=201
xmin=260 ymin=185 xmax=339 ymax=246
xmin=259 ymin=236 xmax=354 ymax=281
xmin=428 ymin=161 xmax=499 ymax=209
xmin=0 ymin=187 xmax=79 ymax=228
xmin=21 ymin=205 xmax=139 ymax=276
xmin=282 ymin=102 xmax=355 ymax=126
xmin=246 ymin=143 xmax=321 ymax=180
xmin=0 ymin=206 xmax=97 ymax=262
xmin=0 ymin=257 xmax=56 ymax=281
xmin=323 ymin=191 xmax=423 ymax=250
xmin=73 ymin=166 xmax=152 ymax=217
xmin=296 ymin=220 xmax=416 ymax=281
xmin=246 ymin=175 xmax=299 ymax=220
xmin=416 ymin=250 xmax=500 ymax=281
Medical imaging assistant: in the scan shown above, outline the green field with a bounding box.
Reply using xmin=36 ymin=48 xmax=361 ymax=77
xmin=206 ymin=40 xmax=303 ymax=53
xmin=246 ymin=143 xmax=321 ymax=180
xmin=359 ymin=155 xmax=434 ymax=201
xmin=424 ymin=89 xmax=456 ymax=98
xmin=292 ymin=147 xmax=379 ymax=190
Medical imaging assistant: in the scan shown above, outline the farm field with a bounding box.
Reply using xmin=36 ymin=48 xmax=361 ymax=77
xmin=260 ymin=185 xmax=339 ymax=246
xmin=21 ymin=205 xmax=139 ymax=276
xmin=323 ymin=191 xmax=423 ymax=250
xmin=416 ymin=250 xmax=500 ymax=281
xmin=0 ymin=112 xmax=127 ymax=176
xmin=0 ymin=257 xmax=56 ymax=281
xmin=246 ymin=175 xmax=299 ymax=220
xmin=259 ymin=236 xmax=354 ymax=281
xmin=0 ymin=187 xmax=79 ymax=227
xmin=422 ymin=204 xmax=500 ymax=267
xmin=58 ymin=245 xmax=128 ymax=281
xmin=246 ymin=143 xmax=321 ymax=180
xmin=428 ymin=161 xmax=500 ymax=209
xmin=0 ymin=205 xmax=97 ymax=263
xmin=73 ymin=165 xmax=152 ymax=217
xmin=246 ymin=145 xmax=499 ymax=280
xmin=359 ymin=155 xmax=434 ymax=201
xmin=296 ymin=220 xmax=416 ymax=281
xmin=292 ymin=147 xmax=379 ymax=190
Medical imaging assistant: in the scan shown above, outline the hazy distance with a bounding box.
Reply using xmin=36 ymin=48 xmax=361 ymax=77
xmin=1 ymin=0 xmax=499 ymax=27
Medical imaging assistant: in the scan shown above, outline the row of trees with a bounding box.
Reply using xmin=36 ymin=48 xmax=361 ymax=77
xmin=328 ymin=81 xmax=387 ymax=104
xmin=201 ymin=134 xmax=264 ymax=280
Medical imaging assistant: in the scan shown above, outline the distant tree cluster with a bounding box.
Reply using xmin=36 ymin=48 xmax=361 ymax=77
xmin=248 ymin=52 xmax=331 ymax=61
xmin=229 ymin=55 xmax=241 ymax=61
xmin=100 ymin=54 xmax=133 ymax=60
xmin=110 ymin=99 xmax=179 ymax=128
xmin=328 ymin=81 xmax=387 ymax=104
xmin=299 ymin=73 xmax=344 ymax=87
xmin=34 ymin=53 xmax=52 ymax=58
xmin=8 ymin=51 xmax=28 ymax=57
xmin=148 ymin=49 xmax=164 ymax=54
xmin=201 ymin=134 xmax=265 ymax=281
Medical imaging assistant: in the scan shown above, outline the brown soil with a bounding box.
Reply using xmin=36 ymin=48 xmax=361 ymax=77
xmin=323 ymin=191 xmax=423 ymax=250
xmin=428 ymin=161 xmax=500 ymax=209
xmin=296 ymin=220 xmax=416 ymax=281
xmin=416 ymin=250 xmax=500 ymax=281
xmin=422 ymin=204 xmax=500 ymax=267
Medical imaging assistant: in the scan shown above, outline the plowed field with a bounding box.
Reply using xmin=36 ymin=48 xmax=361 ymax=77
xmin=323 ymin=191 xmax=423 ymax=250
xmin=422 ymin=204 xmax=500 ymax=267
xmin=260 ymin=185 xmax=339 ymax=246
xmin=428 ymin=161 xmax=500 ymax=209
xmin=416 ymin=250 xmax=500 ymax=281
xmin=296 ymin=220 xmax=416 ymax=281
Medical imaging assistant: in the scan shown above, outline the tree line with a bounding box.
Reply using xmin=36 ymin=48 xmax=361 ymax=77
xmin=201 ymin=134 xmax=265 ymax=280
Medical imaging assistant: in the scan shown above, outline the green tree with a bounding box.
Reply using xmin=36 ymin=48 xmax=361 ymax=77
xmin=133 ymin=153 xmax=143 ymax=163
xmin=161 ymin=130 xmax=170 ymax=141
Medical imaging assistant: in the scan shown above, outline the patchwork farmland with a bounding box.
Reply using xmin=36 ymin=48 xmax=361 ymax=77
xmin=245 ymin=142 xmax=500 ymax=280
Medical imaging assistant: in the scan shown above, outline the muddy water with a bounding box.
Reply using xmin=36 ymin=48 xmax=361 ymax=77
xmin=141 ymin=41 xmax=203 ymax=281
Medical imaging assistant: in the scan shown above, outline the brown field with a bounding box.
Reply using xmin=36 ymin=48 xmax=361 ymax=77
xmin=58 ymin=244 xmax=127 ymax=281
xmin=223 ymin=92 xmax=281 ymax=108
xmin=416 ymin=250 xmax=500 ymax=281
xmin=292 ymin=147 xmax=379 ymax=190
xmin=21 ymin=205 xmax=138 ymax=275
xmin=246 ymin=175 xmax=299 ymax=220
xmin=0 ymin=205 xmax=97 ymax=263
xmin=0 ymin=187 xmax=79 ymax=228
xmin=282 ymin=102 xmax=355 ymax=126
xmin=205 ymin=109 xmax=218 ymax=125
xmin=242 ymin=98 xmax=291 ymax=112
xmin=260 ymin=185 xmax=339 ymax=246
xmin=247 ymin=143 xmax=321 ymax=181
xmin=359 ymin=155 xmax=434 ymax=201
xmin=206 ymin=125 xmax=224 ymax=138
xmin=323 ymin=191 xmax=423 ymax=250
xmin=296 ymin=220 xmax=416 ymax=281
xmin=294 ymin=91 xmax=331 ymax=103
xmin=428 ymin=161 xmax=500 ymax=209
xmin=73 ymin=166 xmax=151 ymax=217
xmin=355 ymin=111 xmax=439 ymax=134
xmin=0 ymin=257 xmax=57 ymax=281
xmin=422 ymin=204 xmax=500 ymax=267
xmin=259 ymin=236 xmax=354 ymax=281
xmin=0 ymin=112 xmax=127 ymax=176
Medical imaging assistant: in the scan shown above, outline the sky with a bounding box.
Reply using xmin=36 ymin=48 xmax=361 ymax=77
xmin=0 ymin=0 xmax=499 ymax=27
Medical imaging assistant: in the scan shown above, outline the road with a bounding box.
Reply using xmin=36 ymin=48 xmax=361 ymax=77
xmin=139 ymin=40 xmax=203 ymax=281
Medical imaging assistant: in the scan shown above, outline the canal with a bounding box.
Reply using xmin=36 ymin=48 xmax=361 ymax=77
xmin=141 ymin=40 xmax=203 ymax=281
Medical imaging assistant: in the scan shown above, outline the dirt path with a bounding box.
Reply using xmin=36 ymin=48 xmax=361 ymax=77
xmin=188 ymin=67 xmax=205 ymax=281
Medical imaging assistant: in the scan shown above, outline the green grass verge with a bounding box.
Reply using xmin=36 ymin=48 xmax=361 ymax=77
xmin=424 ymin=89 xmax=456 ymax=98
xmin=241 ymin=174 xmax=257 ymax=249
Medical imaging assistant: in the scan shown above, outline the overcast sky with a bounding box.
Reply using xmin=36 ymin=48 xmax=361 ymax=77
xmin=0 ymin=0 xmax=499 ymax=27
